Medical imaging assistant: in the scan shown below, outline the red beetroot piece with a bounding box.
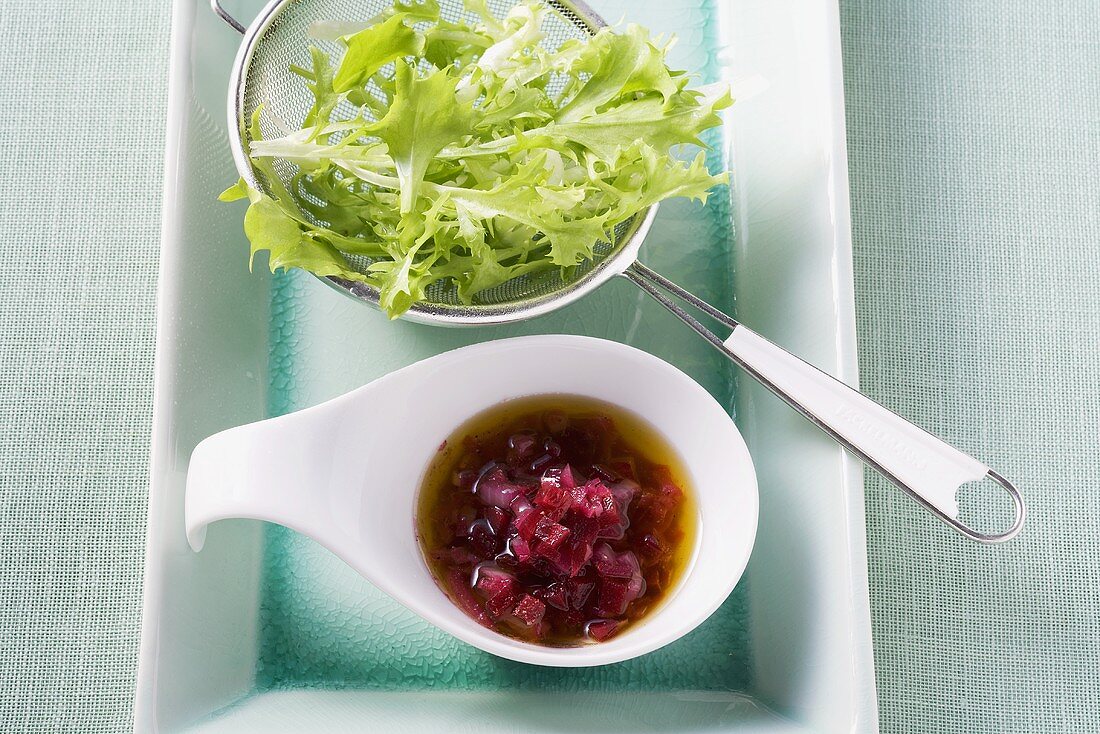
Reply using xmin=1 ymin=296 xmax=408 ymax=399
xmin=483 ymin=506 xmax=509 ymax=535
xmin=585 ymin=619 xmax=620 ymax=642
xmin=447 ymin=568 xmax=491 ymax=628
xmin=592 ymin=543 xmax=641 ymax=579
xmin=597 ymin=577 xmax=645 ymax=617
xmin=512 ymin=594 xmax=547 ymax=627
xmin=474 ymin=465 xmax=522 ymax=509
xmin=474 ymin=564 xmax=519 ymax=620
xmin=468 ymin=519 xmax=499 ymax=560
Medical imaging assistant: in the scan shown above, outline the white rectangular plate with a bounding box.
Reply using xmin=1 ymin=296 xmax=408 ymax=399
xmin=136 ymin=0 xmax=878 ymax=731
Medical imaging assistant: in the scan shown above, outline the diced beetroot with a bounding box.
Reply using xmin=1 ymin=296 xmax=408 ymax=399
xmin=534 ymin=476 xmax=569 ymax=511
xmin=514 ymin=506 xmax=543 ymax=541
xmin=512 ymin=594 xmax=546 ymax=627
xmin=596 ymin=579 xmax=634 ymax=616
xmin=483 ymin=506 xmax=508 ymax=535
xmin=638 ymin=533 xmax=664 ymax=562
xmin=507 ymin=432 xmax=539 ymax=461
xmin=649 ymin=465 xmax=676 ymax=486
xmin=660 ymin=482 xmax=684 ymax=504
xmin=511 ymin=535 xmax=533 ymax=563
xmin=474 ymin=564 xmax=517 ymax=597
xmin=560 ymin=464 xmax=578 ymax=490
xmin=468 ymin=519 xmax=499 ymax=560
xmin=473 ymin=465 xmax=522 ymax=509
xmin=581 ymin=416 xmax=614 ymax=458
xmin=535 ymin=582 xmax=570 ymax=611
xmin=509 ymin=494 xmax=534 ymax=517
xmin=609 ymin=479 xmax=638 ymax=515
xmin=530 ymin=514 xmax=555 ymax=536
xmin=549 ymin=536 xmax=594 ymax=577
xmin=565 ymin=577 xmax=596 ymax=610
xmin=545 ymin=505 xmax=569 ymax=525
xmin=578 ymin=483 xmax=620 ymax=531
xmin=557 ymin=427 xmax=593 ymax=465
xmin=596 ymin=561 xmax=646 ymax=616
xmin=569 ymin=516 xmax=601 ymax=548
xmin=579 ymin=414 xmax=614 ymax=433
xmin=539 ymin=519 xmax=571 ymax=547
xmin=558 ymin=418 xmax=613 ymax=465
xmin=650 ymin=470 xmax=685 ymax=518
xmin=645 ymin=574 xmax=665 ymax=595
xmin=494 ymin=547 xmax=518 ymax=569
xmin=635 ymin=482 xmax=683 ymax=531
xmin=570 ymin=479 xmax=609 ymax=518
xmin=533 ymin=518 xmax=570 ymax=554
xmin=475 ymin=565 xmax=520 ymax=620
xmin=592 ymin=544 xmax=641 ymax=579
xmin=572 ymin=542 xmax=596 ymax=575
xmin=561 ymin=609 xmax=586 ymax=628
xmin=608 ymin=457 xmax=637 ymax=481
xmin=585 ymin=619 xmax=620 ymax=642
xmin=485 ymin=591 xmax=518 ymax=620
xmin=446 ymin=569 xmax=490 ymax=627
xmin=595 ymin=494 xmax=623 ymax=537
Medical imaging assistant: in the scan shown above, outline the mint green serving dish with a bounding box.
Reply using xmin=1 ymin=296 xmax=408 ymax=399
xmin=136 ymin=0 xmax=877 ymax=730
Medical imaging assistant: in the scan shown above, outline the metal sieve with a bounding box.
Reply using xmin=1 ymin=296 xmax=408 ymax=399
xmin=222 ymin=0 xmax=638 ymax=325
xmin=211 ymin=0 xmax=1025 ymax=543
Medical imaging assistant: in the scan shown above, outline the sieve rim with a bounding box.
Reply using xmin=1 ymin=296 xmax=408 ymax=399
xmin=321 ymin=204 xmax=658 ymax=325
xmin=226 ymin=0 xmax=654 ymax=326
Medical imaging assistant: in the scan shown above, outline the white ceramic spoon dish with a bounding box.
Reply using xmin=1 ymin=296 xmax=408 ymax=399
xmin=185 ymin=335 xmax=759 ymax=667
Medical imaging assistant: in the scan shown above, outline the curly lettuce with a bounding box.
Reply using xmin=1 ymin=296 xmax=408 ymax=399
xmin=221 ymin=0 xmax=732 ymax=318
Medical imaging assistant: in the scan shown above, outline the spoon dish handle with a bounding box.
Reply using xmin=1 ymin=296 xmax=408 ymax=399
xmin=185 ymin=406 xmax=344 ymax=553
xmin=623 ymin=261 xmax=1025 ymax=543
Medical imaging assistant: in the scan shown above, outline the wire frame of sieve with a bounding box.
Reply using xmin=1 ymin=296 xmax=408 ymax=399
xmin=223 ymin=0 xmax=656 ymax=325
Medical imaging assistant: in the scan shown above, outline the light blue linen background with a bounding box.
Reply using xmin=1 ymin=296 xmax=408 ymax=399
xmin=841 ymin=1 xmax=1100 ymax=731
xmin=0 ymin=0 xmax=1096 ymax=732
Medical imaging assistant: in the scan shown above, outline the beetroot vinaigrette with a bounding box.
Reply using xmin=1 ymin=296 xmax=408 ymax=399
xmin=416 ymin=395 xmax=697 ymax=647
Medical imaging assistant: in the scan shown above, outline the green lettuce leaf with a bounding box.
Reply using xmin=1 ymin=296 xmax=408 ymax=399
xmin=226 ymin=0 xmax=733 ymax=318
xmin=555 ymin=25 xmax=682 ymax=123
xmin=332 ymin=14 xmax=424 ymax=93
xmin=242 ymin=189 xmax=370 ymax=283
xmin=369 ymin=62 xmax=477 ymax=213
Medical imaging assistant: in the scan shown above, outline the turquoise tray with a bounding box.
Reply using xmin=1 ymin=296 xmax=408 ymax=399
xmin=136 ymin=0 xmax=878 ymax=731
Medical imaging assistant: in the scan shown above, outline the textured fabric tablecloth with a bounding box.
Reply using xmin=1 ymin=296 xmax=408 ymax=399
xmin=0 ymin=1 xmax=169 ymax=730
xmin=0 ymin=0 xmax=1096 ymax=732
xmin=841 ymin=2 xmax=1100 ymax=731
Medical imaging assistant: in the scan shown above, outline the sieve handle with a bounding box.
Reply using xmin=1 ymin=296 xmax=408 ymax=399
xmin=211 ymin=0 xmax=247 ymax=34
xmin=622 ymin=261 xmax=1025 ymax=543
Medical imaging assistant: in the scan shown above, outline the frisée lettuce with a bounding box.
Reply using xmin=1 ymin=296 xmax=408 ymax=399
xmin=221 ymin=0 xmax=732 ymax=318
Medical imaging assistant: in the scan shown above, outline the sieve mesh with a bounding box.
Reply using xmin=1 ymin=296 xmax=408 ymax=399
xmin=234 ymin=0 xmax=650 ymax=322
